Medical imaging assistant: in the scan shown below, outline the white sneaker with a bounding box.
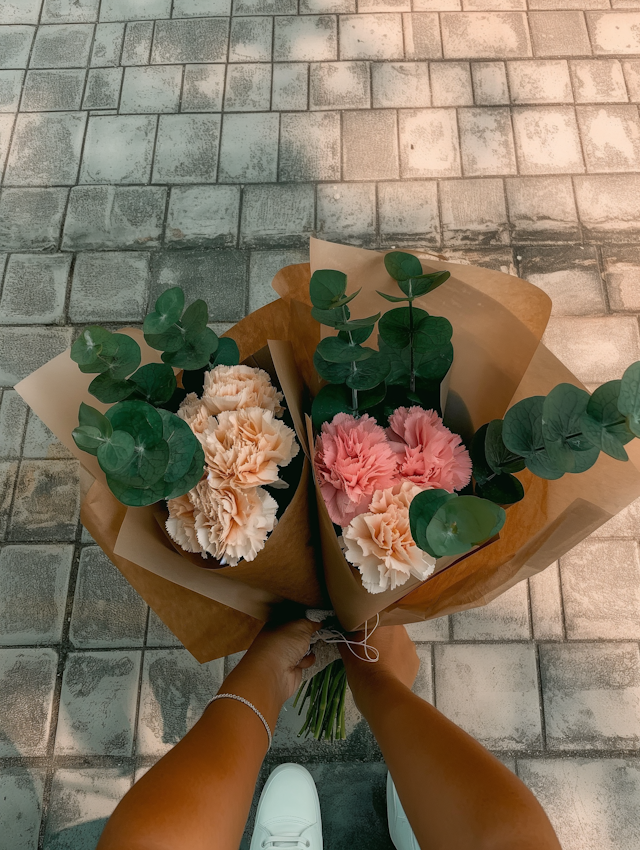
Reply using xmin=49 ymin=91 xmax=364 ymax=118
xmin=250 ymin=764 xmax=323 ymax=850
xmin=387 ymin=772 xmax=420 ymax=850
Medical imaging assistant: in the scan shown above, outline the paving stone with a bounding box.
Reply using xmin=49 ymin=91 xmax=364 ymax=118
xmin=166 ymin=185 xmax=239 ymax=248
xmin=402 ymin=12 xmax=442 ymax=59
xmin=146 ymin=609 xmax=181 ymax=646
xmin=430 ymin=61 xmax=473 ymax=106
xmin=529 ymin=11 xmax=592 ymax=57
xmin=120 ymin=20 xmax=153 ymax=65
xmin=241 ymin=183 xmax=314 ymax=247
xmin=458 ymin=106 xmax=517 ymax=175
xmin=0 ymin=0 xmax=42 ymax=24
xmin=152 ymin=17 xmax=229 ymax=63
xmin=55 ymin=650 xmax=141 ymax=755
xmin=0 ymin=647 xmax=57 ymax=756
xmin=0 ymin=26 xmax=34 ymax=69
xmin=182 ymin=63 xmax=225 ymax=111
xmin=435 ymin=643 xmax=542 ymax=749
xmin=0 ymin=254 xmax=70 ymax=324
xmin=41 ymin=0 xmax=98 ymax=22
xmin=0 ymin=390 xmax=28 ymax=458
xmin=529 ymin=562 xmax=564 ymax=640
xmin=343 ymin=108 xmax=398 ymax=180
xmin=9 ymin=460 xmax=80 ymax=542
xmin=279 ymin=111 xmax=340 ymax=181
xmin=174 ymin=0 xmax=232 ymax=13
xmin=441 ymin=176 xmax=508 ymax=243
xmin=224 ymin=63 xmax=271 ymax=111
xmin=471 ymin=60 xmax=509 ymax=104
xmin=0 ymin=768 xmax=45 ymax=850
xmin=272 ymin=62 xmax=308 ymax=110
xmin=0 ymin=327 xmax=72 ymax=386
xmin=80 ymin=114 xmax=156 ymax=184
xmin=377 ymin=179 xmax=439 ymax=246
xmin=505 ymin=176 xmax=580 ymax=241
xmin=218 ymin=112 xmax=278 ymax=181
xmin=150 ymin=248 xmax=248 ymax=319
xmin=5 ymin=111 xmax=86 ymax=186
xmin=0 ymin=113 xmax=15 ymax=173
xmin=404 ymin=615 xmax=449 ymax=641
xmin=229 ymin=16 xmax=272 ymax=62
xmin=577 ymin=105 xmax=640 ymax=173
xmin=0 ymin=69 xmax=24 ymax=110
xmin=540 ymin=642 xmax=640 ymax=750
xmin=90 ymin=21 xmax=124 ymax=66
xmin=152 ymin=114 xmax=220 ymax=183
xmin=236 ymin=0 xmax=296 ymax=10
xmin=623 ymin=60 xmax=640 ymax=101
xmin=587 ymin=11 xmax=640 ymax=54
xmin=452 ymin=581 xmax=530 ymax=639
xmin=310 ymin=61 xmax=369 ymax=109
xmin=464 ymin=0 xmax=525 ymax=7
xmin=82 ymin=66 xmax=122 ymax=109
xmin=512 ymin=106 xmax=584 ymax=174
xmin=44 ymin=768 xmax=133 ymax=850
xmin=517 ymin=758 xmax=640 ymax=850
xmin=0 ymin=461 xmax=18 ymax=538
xmin=23 ymin=411 xmax=71 ymax=459
xmin=440 ymin=11 xmax=531 ymax=59
xmin=0 ymin=187 xmax=67 ymax=250
xmin=248 ymin=247 xmax=309 ymax=311
xmin=316 ymin=182 xmax=376 ymax=246
xmin=339 ymin=13 xmax=404 ymax=60
xmin=519 ymin=245 xmax=605 ymax=316
xmin=371 ymin=62 xmax=430 ymax=108
xmin=120 ymin=65 xmax=182 ymax=112
xmin=100 ymin=0 xmax=171 ymax=19
xmin=69 ymin=252 xmax=150 ymax=322
xmin=359 ymin=0 xmax=409 ymax=8
xmin=274 ymin=15 xmax=337 ymax=61
xmin=300 ymin=0 xmax=355 ymax=10
xmin=543 ymin=315 xmax=640 ymax=383
xmin=69 ymin=546 xmax=147 ymax=648
xmin=575 ymin=174 xmax=640 ymax=239
xmin=602 ymin=245 xmax=640 ymax=311
xmin=507 ymin=59 xmax=573 ymax=103
xmin=137 ymin=649 xmax=224 ymax=756
xmin=571 ymin=58 xmax=628 ymax=103
xmin=30 ymin=23 xmax=93 ymax=67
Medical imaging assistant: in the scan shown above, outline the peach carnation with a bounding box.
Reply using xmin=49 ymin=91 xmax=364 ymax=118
xmin=199 ymin=407 xmax=299 ymax=490
xmin=314 ymin=413 xmax=399 ymax=527
xmin=203 ymin=364 xmax=284 ymax=417
xmin=177 ymin=392 xmax=212 ymax=434
xmin=166 ymin=492 xmax=203 ymax=555
xmin=387 ymin=406 xmax=472 ymax=492
xmin=343 ymin=481 xmax=436 ymax=594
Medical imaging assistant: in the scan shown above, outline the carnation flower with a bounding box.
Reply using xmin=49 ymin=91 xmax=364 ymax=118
xmin=177 ymin=392 xmax=212 ymax=434
xmin=314 ymin=413 xmax=399 ymax=527
xmin=387 ymin=406 xmax=472 ymax=492
xmin=203 ymin=364 xmax=284 ymax=417
xmin=166 ymin=492 xmax=203 ymax=555
xmin=343 ymin=481 xmax=436 ymax=594
xmin=199 ymin=407 xmax=299 ymax=490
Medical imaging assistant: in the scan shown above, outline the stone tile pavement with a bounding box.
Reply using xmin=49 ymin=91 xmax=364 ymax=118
xmin=2 ymin=0 xmax=640 ymax=848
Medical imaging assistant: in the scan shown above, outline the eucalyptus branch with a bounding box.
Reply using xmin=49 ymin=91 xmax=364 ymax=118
xmin=341 ymin=304 xmax=359 ymax=415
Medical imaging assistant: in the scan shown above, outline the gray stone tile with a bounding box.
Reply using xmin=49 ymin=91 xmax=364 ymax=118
xmin=150 ymin=248 xmax=248 ymax=320
xmin=121 ymin=20 xmax=154 ymax=65
xmin=42 ymin=0 xmax=99 ymax=22
xmin=229 ymin=16 xmax=272 ymax=62
xmin=587 ymin=11 xmax=640 ymax=55
xmin=166 ymin=185 xmax=239 ymax=248
xmin=152 ymin=114 xmax=220 ymax=183
xmin=505 ymin=176 xmax=580 ymax=241
xmin=152 ymin=17 xmax=229 ymax=63
xmin=0 ymin=1 xmax=42 ymax=25
xmin=0 ymin=114 xmax=14 ymax=175
xmin=378 ymin=179 xmax=440 ymax=246
xmin=0 ymin=254 xmax=70 ymax=325
xmin=507 ymin=59 xmax=573 ymax=104
xmin=404 ymin=615 xmax=449 ymax=641
xmin=182 ymin=63 xmax=225 ymax=111
xmin=241 ymin=183 xmax=315 ymax=247
xmin=623 ymin=59 xmax=640 ymax=102
xmin=82 ymin=66 xmax=122 ymax=109
xmin=272 ymin=62 xmax=308 ymax=111
xmin=0 ymin=768 xmax=45 ymax=850
xmin=577 ymin=104 xmax=640 ymax=173
xmin=55 ymin=650 xmax=141 ymax=755
xmin=23 ymin=411 xmax=71 ymax=459
xmin=224 ymin=63 xmax=272 ymax=111
xmin=120 ymin=65 xmax=182 ymax=113
xmin=43 ymin=768 xmax=132 ymax=850
xmin=458 ymin=106 xmax=517 ymax=175
xmin=90 ymin=21 xmax=124 ymax=66
xmin=0 ymin=647 xmax=58 ymax=756
xmin=137 ymin=649 xmax=224 ymax=755
xmin=575 ymin=174 xmax=640 ymax=240
xmin=0 ymin=545 xmax=72 ymax=645
xmin=146 ymin=609 xmax=181 ymax=646
xmin=30 ymin=23 xmax=93 ymax=68
xmin=339 ymin=12 xmax=404 ymax=60
xmin=440 ymin=11 xmax=531 ymax=58
xmin=9 ymin=460 xmax=80 ymax=542
xmin=69 ymin=251 xmax=150 ymax=323
xmin=602 ymin=245 xmax=640 ymax=311
xmin=0 ymin=461 xmax=19 ymax=539
xmin=529 ymin=562 xmax=564 ymax=640
xmin=540 ymin=642 xmax=640 ymax=751
xmin=452 ymin=581 xmax=530 ymax=639
xmin=80 ymin=115 xmax=156 ymax=184
xmin=0 ymin=390 xmax=28 ymax=458
xmin=343 ymin=108 xmax=398 ymax=180
xmin=248 ymin=247 xmax=309 ymax=311
xmin=440 ymin=176 xmax=508 ymax=243
xmin=529 ymin=10 xmax=592 ymax=57
xmin=0 ymin=26 xmax=34 ymax=69
xmin=430 ymin=61 xmax=473 ymax=106
xmin=435 ymin=643 xmax=542 ymax=749
xmin=174 ymin=0 xmax=232 ymax=14
xmin=517 ymin=758 xmax=640 ymax=850
xmin=310 ymin=61 xmax=369 ymax=109
xmin=279 ymin=111 xmax=340 ymax=181
xmin=316 ymin=182 xmax=376 ymax=246
xmin=5 ymin=112 xmax=86 ymax=186
xmin=70 ymin=546 xmax=147 ymax=648
xmin=403 ymin=11 xmax=442 ymax=59
xmin=301 ymin=0 xmax=354 ymax=9
xmin=223 ymin=650 xmax=245 ymax=676
xmin=471 ymin=60 xmax=509 ymax=105
xmin=218 ymin=112 xmax=278 ymax=182
xmin=571 ymin=58 xmax=629 ymax=103
xmin=0 ymin=68 xmax=23 ymax=111
xmin=371 ymin=62 xmax=430 ymax=108
xmin=274 ymin=15 xmax=337 ymax=62
xmin=0 ymin=327 xmax=72 ymax=386
xmin=519 ymin=245 xmax=606 ymax=316
xmin=0 ymin=187 xmax=67 ymax=251
xmin=100 ymin=0 xmax=171 ymax=19
xmin=63 ymin=185 xmax=166 ymax=250
xmin=399 ymin=108 xmax=460 ymax=178
xmin=512 ymin=106 xmax=585 ymax=174
xmin=235 ymin=0 xmax=296 ymax=10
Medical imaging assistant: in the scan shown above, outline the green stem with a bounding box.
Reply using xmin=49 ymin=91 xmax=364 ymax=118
xmin=313 ymin=666 xmax=333 ymax=739
xmin=342 ymin=304 xmax=359 ymax=416
xmin=338 ymin=682 xmax=347 ymax=740
xmin=408 ymin=281 xmax=415 ymax=394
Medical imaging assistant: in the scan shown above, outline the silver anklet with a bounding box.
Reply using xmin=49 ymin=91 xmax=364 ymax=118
xmin=206 ymin=693 xmax=272 ymax=750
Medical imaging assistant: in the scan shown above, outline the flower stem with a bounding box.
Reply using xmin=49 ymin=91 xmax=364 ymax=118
xmin=342 ymin=304 xmax=359 ymax=415
xmin=408 ymin=281 xmax=416 ymax=394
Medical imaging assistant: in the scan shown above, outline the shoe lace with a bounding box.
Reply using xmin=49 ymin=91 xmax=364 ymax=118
xmin=261 ymin=837 xmax=310 ymax=849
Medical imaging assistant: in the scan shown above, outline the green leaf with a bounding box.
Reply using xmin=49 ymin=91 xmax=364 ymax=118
xmin=310 ymin=269 xmax=347 ymax=309
xmin=106 ymin=400 xmax=164 ymax=449
xmin=97 ymin=430 xmax=136 ymax=475
xmin=415 ymin=343 xmax=453 ymax=383
xmin=96 ymin=333 xmax=141 ymax=381
xmin=357 ymin=383 xmax=386 ymax=411
xmin=335 ymin=313 xmax=380 ymax=332
xmin=376 ymin=291 xmax=409 ymax=304
xmin=475 ymin=473 xmax=524 ymax=506
xmin=337 ymin=326 xmax=374 ymax=345
xmin=311 ymin=384 xmax=353 ymax=429
xmin=182 ymin=299 xmax=209 ymax=337
xmin=427 ymin=496 xmax=505 ymax=557
xmin=485 ymin=419 xmax=525 ymax=475
xmin=313 ymin=350 xmax=351 ymax=383
xmin=413 ymin=314 xmax=453 ymax=353
xmin=163 ymin=442 xmax=205 ymax=500
xmin=378 ymin=307 xmax=415 ymax=350
xmin=106 ymin=475 xmax=167 ymax=507
xmin=384 ymin=251 xmax=423 ymax=282
xmin=316 ymin=336 xmax=373 ymax=364
xmin=162 ymin=326 xmax=219 ymax=370
xmin=129 ymin=363 xmax=177 ymax=405
xmin=78 ymin=402 xmax=112 ymax=438
xmin=503 ymin=396 xmax=564 ymax=481
xmin=71 ymin=326 xmax=112 ymax=367
xmin=580 ymin=380 xmax=633 ymax=461
xmin=145 ymin=325 xmax=184 ymax=353
xmin=402 ymin=271 xmax=451 ymax=298
xmin=346 ymin=351 xmax=391 ymax=391
xmin=470 ymin=423 xmax=493 ymax=485
xmin=618 ymin=361 xmax=640 ymax=437
xmin=332 ymin=289 xmax=361 ymax=309
xmin=542 ymin=384 xmax=598 ymax=473
xmin=158 ymin=409 xmax=198 ymax=484
xmin=88 ymin=374 xmax=135 ymax=404
xmin=110 ymin=439 xmax=170 ymax=488
xmin=72 ymin=425 xmax=104 ymax=455
xmin=409 ymin=489 xmax=458 ymax=557
xmin=211 ymin=337 xmax=239 ymax=367
xmin=143 ymin=287 xmax=184 ymax=334
xmin=311 ymin=306 xmax=347 ymax=327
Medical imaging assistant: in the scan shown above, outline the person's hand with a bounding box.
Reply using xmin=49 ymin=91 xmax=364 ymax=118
xmin=339 ymin=625 xmax=419 ymax=697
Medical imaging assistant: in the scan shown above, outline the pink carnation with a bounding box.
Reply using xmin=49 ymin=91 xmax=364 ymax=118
xmin=387 ymin=406 xmax=472 ymax=492
xmin=314 ymin=413 xmax=399 ymax=527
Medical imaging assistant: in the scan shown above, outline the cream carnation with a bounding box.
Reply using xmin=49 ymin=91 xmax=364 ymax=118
xmin=343 ymin=481 xmax=436 ymax=594
xmin=177 ymin=392 xmax=212 ymax=434
xmin=203 ymin=364 xmax=284 ymax=417
xmin=166 ymin=492 xmax=203 ymax=555
xmin=199 ymin=407 xmax=299 ymax=490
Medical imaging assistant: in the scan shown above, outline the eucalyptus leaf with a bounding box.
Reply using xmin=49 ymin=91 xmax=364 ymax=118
xmin=357 ymin=383 xmax=387 ymax=410
xmin=470 ymin=423 xmax=492 ymax=485
xmin=384 ymin=251 xmax=423 ymax=281
xmin=158 ymin=408 xmax=198 ymax=483
xmin=427 ymin=496 xmax=505 ymax=557
xmin=88 ymin=374 xmax=135 ymax=404
xmin=335 ymin=313 xmax=380 ymax=332
xmin=618 ymin=361 xmax=640 ymax=437
xmin=503 ymin=396 xmax=565 ymax=480
xmin=311 ymin=306 xmax=347 ymax=327
xmin=97 ymin=430 xmax=136 ymax=475
xmin=580 ymin=380 xmax=633 ymax=461
xmin=145 ymin=325 xmax=184 ymax=353
xmin=71 ymin=326 xmax=112 ymax=367
xmin=163 ymin=442 xmax=205 ymax=500
xmin=313 ymin=350 xmax=351 ymax=384
xmin=409 ymin=489 xmax=458 ymax=557
xmin=413 ymin=314 xmax=453 ymax=353
xmin=182 ymin=299 xmax=209 ymax=337
xmin=106 ymin=475 xmax=167 ymax=507
xmin=311 ymin=384 xmax=353 ymax=429
xmin=211 ymin=337 xmax=239 ymax=367
xmin=337 ymin=325 xmax=374 ymax=345
xmin=309 ymin=270 xmax=347 ymax=309
xmin=162 ymin=326 xmax=218 ymax=370
xmin=379 ymin=307 xmax=419 ymax=350
xmin=110 ymin=438 xmax=170 ymax=488
xmin=316 ymin=336 xmax=373 ymax=364
xmin=414 ymin=344 xmax=453 ymax=382
xmin=475 ymin=473 xmax=524 ymax=506
xmin=542 ymin=384 xmax=598 ymax=473
xmin=129 ymin=363 xmax=177 ymax=405
xmin=376 ymin=291 xmax=409 ymax=304
xmin=78 ymin=402 xmax=112 ymax=438
xmin=401 ymin=271 xmax=450 ymax=298
xmin=346 ymin=351 xmax=391 ymax=390
xmin=106 ymin=400 xmax=164 ymax=449
xmin=143 ymin=287 xmax=184 ymax=334
xmin=485 ymin=419 xmax=525 ymax=475
xmin=331 ymin=289 xmax=361 ymax=309
xmin=72 ymin=425 xmax=103 ymax=455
